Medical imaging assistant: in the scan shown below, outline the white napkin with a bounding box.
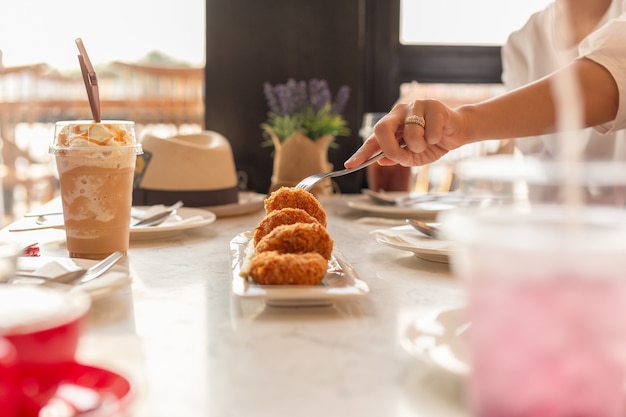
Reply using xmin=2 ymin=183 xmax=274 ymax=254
xmin=131 ymin=204 xmax=168 ymax=219
xmin=31 ymin=261 xmax=82 ymax=278
xmin=13 ymin=259 xmax=84 ymax=285
xmin=164 ymin=215 xmax=204 ymax=226
xmin=16 ymin=257 xmax=131 ymax=297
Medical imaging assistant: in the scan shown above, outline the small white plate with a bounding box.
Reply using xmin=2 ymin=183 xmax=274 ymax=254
xmin=401 ymin=307 xmax=470 ymax=376
xmin=202 ymin=191 xmax=266 ymax=217
xmin=371 ymin=225 xmax=452 ymax=263
xmin=16 ymin=256 xmax=130 ymax=300
xmin=130 ymin=207 xmax=216 ymax=241
xmin=9 ymin=207 xmax=217 ymax=240
xmin=347 ymin=192 xmax=458 ymax=219
xmin=229 ymin=232 xmax=369 ymax=306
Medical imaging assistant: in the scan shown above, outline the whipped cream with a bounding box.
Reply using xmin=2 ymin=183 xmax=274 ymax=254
xmin=56 ymin=122 xmax=135 ymax=147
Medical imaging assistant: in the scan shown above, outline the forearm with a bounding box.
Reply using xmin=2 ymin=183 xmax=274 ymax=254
xmin=459 ymin=57 xmax=619 ymax=142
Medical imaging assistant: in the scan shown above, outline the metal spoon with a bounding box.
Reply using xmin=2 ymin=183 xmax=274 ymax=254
xmin=406 ymin=219 xmax=440 ymax=238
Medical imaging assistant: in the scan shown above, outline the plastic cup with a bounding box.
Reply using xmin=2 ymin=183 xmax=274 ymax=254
xmin=50 ymin=121 xmax=142 ymax=259
xmin=443 ymin=156 xmax=626 ymax=417
xmin=0 ymin=286 xmax=91 ymax=417
xmin=0 ymin=338 xmax=19 ymax=417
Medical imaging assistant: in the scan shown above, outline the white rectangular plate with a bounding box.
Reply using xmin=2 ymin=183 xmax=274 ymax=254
xmin=230 ymin=232 xmax=369 ymax=306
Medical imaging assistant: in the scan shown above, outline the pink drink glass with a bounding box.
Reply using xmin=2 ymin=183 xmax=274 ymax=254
xmin=443 ymin=157 xmax=626 ymax=417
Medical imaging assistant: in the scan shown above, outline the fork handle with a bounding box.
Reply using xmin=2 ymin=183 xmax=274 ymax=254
xmin=340 ymin=142 xmax=407 ymax=175
xmin=338 ymin=151 xmax=387 ymax=176
xmin=79 ymin=251 xmax=124 ymax=284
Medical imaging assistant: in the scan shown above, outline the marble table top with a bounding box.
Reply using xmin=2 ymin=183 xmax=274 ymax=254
xmin=1 ymin=194 xmax=469 ymax=417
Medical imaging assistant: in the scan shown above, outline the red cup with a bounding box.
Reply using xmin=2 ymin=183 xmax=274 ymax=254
xmin=0 ymin=338 xmax=19 ymax=417
xmin=0 ymin=286 xmax=91 ymax=417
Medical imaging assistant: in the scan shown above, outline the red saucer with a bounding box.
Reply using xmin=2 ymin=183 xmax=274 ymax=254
xmin=22 ymin=362 xmax=132 ymax=417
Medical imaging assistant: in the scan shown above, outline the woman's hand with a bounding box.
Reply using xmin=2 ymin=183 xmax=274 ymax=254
xmin=345 ymin=100 xmax=472 ymax=168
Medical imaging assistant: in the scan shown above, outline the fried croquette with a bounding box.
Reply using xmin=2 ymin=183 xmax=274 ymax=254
xmin=264 ymin=187 xmax=327 ymax=227
xmin=255 ymin=222 xmax=333 ymax=260
xmin=253 ymin=208 xmax=320 ymax=246
xmin=249 ymin=251 xmax=328 ymax=285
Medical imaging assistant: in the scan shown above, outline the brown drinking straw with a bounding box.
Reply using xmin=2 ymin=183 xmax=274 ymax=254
xmin=75 ymin=38 xmax=101 ymax=122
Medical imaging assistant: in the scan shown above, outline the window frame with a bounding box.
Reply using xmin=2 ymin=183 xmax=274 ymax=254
xmin=395 ymin=44 xmax=503 ymax=84
xmin=391 ymin=0 xmax=503 ymax=84
xmin=364 ymin=0 xmax=503 ymax=112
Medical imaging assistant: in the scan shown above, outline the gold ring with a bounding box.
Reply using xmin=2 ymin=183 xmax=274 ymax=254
xmin=404 ymin=115 xmax=425 ymax=128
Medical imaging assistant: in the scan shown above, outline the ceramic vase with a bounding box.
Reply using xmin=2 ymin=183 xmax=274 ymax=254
xmin=265 ymin=129 xmax=334 ymax=197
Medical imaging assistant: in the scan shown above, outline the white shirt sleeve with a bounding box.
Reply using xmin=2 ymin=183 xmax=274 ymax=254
xmin=579 ymin=15 xmax=626 ymax=133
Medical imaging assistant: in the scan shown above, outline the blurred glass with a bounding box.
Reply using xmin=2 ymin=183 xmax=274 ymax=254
xmin=454 ymin=155 xmax=626 ymax=208
xmin=360 ymin=112 xmax=414 ymax=192
xmin=442 ymin=155 xmax=626 ymax=417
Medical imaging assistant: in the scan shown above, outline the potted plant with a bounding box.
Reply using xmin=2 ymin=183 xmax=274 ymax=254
xmin=261 ymin=78 xmax=350 ymax=196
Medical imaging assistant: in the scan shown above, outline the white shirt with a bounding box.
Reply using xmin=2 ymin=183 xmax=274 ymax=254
xmin=501 ymin=0 xmax=626 ymax=161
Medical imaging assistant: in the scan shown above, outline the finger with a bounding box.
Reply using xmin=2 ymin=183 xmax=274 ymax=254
xmin=344 ymin=135 xmax=381 ymax=168
xmin=412 ymin=143 xmax=450 ymax=166
xmin=374 ymin=112 xmax=412 ymax=164
xmin=422 ymin=101 xmax=447 ymax=145
xmin=402 ymin=102 xmax=428 ymax=154
xmin=402 ymin=125 xmax=428 ymax=154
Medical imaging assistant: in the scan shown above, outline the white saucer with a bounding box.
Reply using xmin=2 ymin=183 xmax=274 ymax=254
xmin=371 ymin=225 xmax=452 ymax=263
xmin=9 ymin=206 xmax=216 ymax=240
xmin=202 ymin=191 xmax=266 ymax=217
xmin=16 ymin=256 xmax=131 ymax=299
xmin=35 ymin=362 xmax=131 ymax=416
xmin=347 ymin=193 xmax=458 ymax=219
xmin=401 ymin=307 xmax=470 ymax=376
xmin=130 ymin=207 xmax=216 ymax=241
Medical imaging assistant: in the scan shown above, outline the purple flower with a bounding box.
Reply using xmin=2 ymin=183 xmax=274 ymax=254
xmin=264 ymin=78 xmax=350 ymax=117
xmin=263 ymin=82 xmax=280 ymax=114
xmin=308 ymin=79 xmax=331 ymax=113
xmin=332 ymin=86 xmax=351 ymax=115
xmin=275 ymin=85 xmax=293 ymax=115
xmin=291 ymin=80 xmax=308 ymax=113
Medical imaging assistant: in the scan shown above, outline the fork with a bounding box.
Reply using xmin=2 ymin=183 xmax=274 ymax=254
xmin=12 ymin=251 xmax=124 ymax=286
xmin=295 ymin=146 xmax=400 ymax=192
xmin=71 ymin=251 xmax=124 ymax=285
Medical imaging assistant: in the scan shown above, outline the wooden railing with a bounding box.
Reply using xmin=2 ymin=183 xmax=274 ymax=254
xmin=0 ymin=61 xmax=205 ymax=221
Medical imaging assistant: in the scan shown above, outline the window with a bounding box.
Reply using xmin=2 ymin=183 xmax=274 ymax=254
xmin=390 ymin=1 xmax=555 ymax=172
xmin=0 ymin=0 xmax=205 ymax=71
xmin=384 ymin=0 xmax=551 ymax=86
xmin=0 ymin=0 xmax=206 ymax=220
xmin=400 ymin=0 xmax=554 ymax=46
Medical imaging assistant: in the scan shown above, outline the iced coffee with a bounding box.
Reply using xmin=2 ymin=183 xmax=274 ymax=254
xmin=50 ymin=121 xmax=141 ymax=259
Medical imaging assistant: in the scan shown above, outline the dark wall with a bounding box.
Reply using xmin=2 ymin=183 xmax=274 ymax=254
xmin=204 ymin=0 xmax=377 ymax=194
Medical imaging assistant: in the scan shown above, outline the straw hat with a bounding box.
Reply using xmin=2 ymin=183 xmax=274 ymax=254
xmin=133 ymin=131 xmax=239 ymax=207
